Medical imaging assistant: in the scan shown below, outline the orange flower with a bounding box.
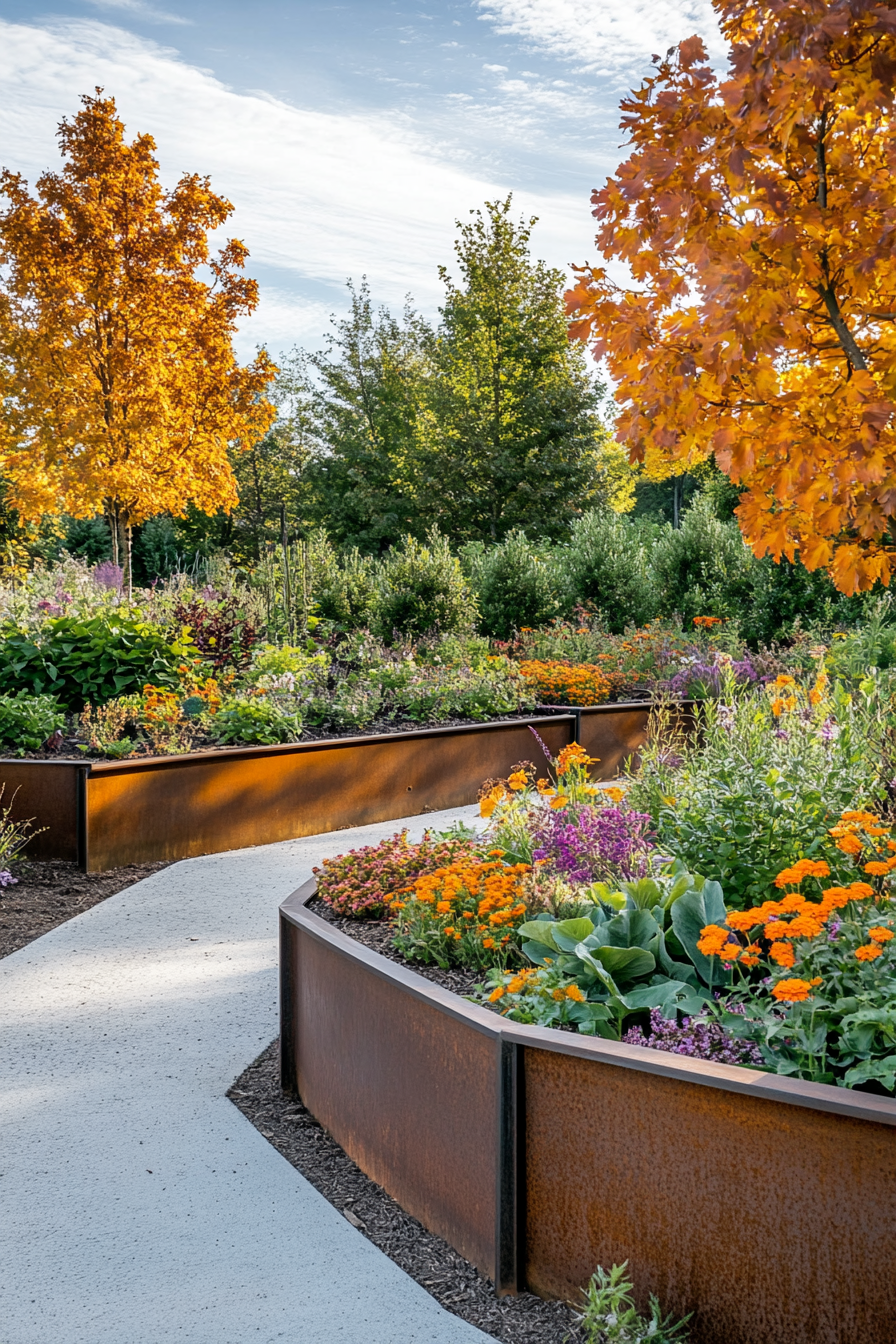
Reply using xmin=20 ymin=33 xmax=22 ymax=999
xmin=855 ymin=944 xmax=883 ymax=962
xmin=604 ymin=786 xmax=626 ymax=804
xmin=565 ymin=984 xmax=585 ymax=1002
xmin=536 ymin=778 xmax=554 ymax=796
xmin=769 ymin=941 xmax=795 ymax=968
xmin=835 ymin=834 xmax=863 ymax=856
xmin=549 ymin=795 xmax=569 ymax=810
xmin=488 ymin=986 xmax=505 ymax=1001
xmin=764 ymin=919 xmax=790 ymax=939
xmin=774 ymin=859 xmax=830 ymax=888
xmin=868 ymin=926 xmax=895 ymax=943
xmin=739 ymin=943 xmax=762 ymax=967
xmin=719 ymin=943 xmax=742 ymax=962
xmin=786 ymin=914 xmax=825 ymax=939
xmin=697 ymin=924 xmax=730 ymax=956
xmin=507 ymin=771 xmax=528 ymax=792
xmin=863 ymin=861 xmax=890 ymax=876
xmin=726 ymin=911 xmax=758 ymax=932
xmin=771 ymin=978 xmax=815 ymax=1002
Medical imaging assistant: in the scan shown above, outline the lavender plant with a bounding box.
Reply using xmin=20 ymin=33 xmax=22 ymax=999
xmin=622 ymin=1005 xmax=763 ymax=1067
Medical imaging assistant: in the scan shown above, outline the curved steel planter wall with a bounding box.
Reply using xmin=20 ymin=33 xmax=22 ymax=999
xmin=0 ymin=704 xmax=654 ymax=871
xmin=280 ymin=880 xmax=896 ymax=1344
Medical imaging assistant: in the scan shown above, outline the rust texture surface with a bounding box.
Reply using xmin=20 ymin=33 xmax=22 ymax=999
xmin=575 ymin=706 xmax=651 ymax=777
xmin=0 ymin=761 xmax=82 ymax=861
xmin=522 ymin=1046 xmax=896 ymax=1344
xmin=81 ymin=716 xmax=575 ymax=870
xmin=289 ymin=919 xmax=502 ymax=1280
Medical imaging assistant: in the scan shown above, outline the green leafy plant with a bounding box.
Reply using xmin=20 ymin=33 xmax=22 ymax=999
xmin=0 ymin=615 xmax=196 ymax=710
xmin=577 ymin=1262 xmax=691 ymax=1344
xmin=501 ymin=866 xmax=716 ymax=1037
xmin=210 ymin=695 xmax=303 ymax=746
xmin=0 ymin=691 xmax=65 ymax=752
xmin=628 ymin=672 xmax=884 ymax=908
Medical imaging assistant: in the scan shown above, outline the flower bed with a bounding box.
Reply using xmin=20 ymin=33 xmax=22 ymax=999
xmin=280 ymin=696 xmax=896 ymax=1339
xmin=280 ymin=876 xmax=896 ymax=1344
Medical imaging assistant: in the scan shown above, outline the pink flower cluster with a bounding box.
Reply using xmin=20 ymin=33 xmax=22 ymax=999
xmin=313 ymin=829 xmax=478 ymax=918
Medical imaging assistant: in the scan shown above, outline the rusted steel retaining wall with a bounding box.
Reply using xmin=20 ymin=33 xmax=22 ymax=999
xmin=280 ymin=882 xmax=896 ymax=1344
xmin=2 ymin=706 xmax=658 ymax=871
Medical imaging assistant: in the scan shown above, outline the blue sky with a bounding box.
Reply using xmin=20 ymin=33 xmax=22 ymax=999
xmin=0 ymin=1 xmax=721 ymax=359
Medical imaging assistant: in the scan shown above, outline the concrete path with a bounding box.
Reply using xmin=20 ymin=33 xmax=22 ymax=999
xmin=0 ymin=808 xmax=493 ymax=1344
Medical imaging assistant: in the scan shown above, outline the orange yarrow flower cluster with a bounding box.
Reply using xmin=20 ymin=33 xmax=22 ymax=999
xmin=518 ymin=660 xmax=612 ymax=707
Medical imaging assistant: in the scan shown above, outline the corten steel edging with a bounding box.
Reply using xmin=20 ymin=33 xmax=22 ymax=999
xmin=0 ymin=702 xmax=668 ymax=870
xmin=280 ymin=879 xmax=519 ymax=1290
xmin=0 ymin=760 xmax=86 ymax=861
xmin=280 ymin=880 xmax=896 ymax=1343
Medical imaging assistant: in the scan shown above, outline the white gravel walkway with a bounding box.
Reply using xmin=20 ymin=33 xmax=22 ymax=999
xmin=0 ymin=808 xmax=493 ymax=1344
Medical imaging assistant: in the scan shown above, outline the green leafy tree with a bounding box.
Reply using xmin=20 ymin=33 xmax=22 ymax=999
xmin=426 ymin=197 xmax=604 ymax=542
xmin=279 ymin=281 xmax=433 ymax=553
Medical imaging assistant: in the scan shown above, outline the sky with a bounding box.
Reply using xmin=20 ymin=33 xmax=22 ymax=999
xmin=0 ymin=0 xmax=723 ymax=360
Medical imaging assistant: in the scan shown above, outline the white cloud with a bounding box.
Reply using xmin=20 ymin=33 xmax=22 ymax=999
xmin=0 ymin=18 xmax=597 ymax=357
xmin=83 ymin=0 xmax=192 ymax=26
xmin=477 ymin=0 xmax=725 ymax=71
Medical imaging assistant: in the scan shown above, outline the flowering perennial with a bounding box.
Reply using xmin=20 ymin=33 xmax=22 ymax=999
xmin=390 ymin=859 xmax=530 ymax=969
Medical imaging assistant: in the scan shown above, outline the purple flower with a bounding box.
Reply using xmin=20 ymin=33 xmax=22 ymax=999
xmin=0 ymin=870 xmax=18 ymax=888
xmin=666 ymin=655 xmax=757 ymax=699
xmin=93 ymin=561 xmax=123 ymax=591
xmin=623 ymin=1006 xmax=762 ymax=1067
xmin=531 ymin=803 xmax=655 ymax=883
xmin=820 ymin=719 xmax=836 ymax=742
xmin=36 ymin=599 xmax=63 ymax=616
xmin=774 ymin=728 xmax=789 ymax=741
xmin=828 ymin=920 xmax=841 ymax=942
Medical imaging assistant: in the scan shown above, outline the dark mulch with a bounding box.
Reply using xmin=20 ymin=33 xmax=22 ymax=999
xmin=229 ymin=1041 xmax=581 ymax=1344
xmin=0 ymin=856 xmax=170 ymax=958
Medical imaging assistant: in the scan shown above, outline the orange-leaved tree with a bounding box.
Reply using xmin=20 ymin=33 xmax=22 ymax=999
xmin=567 ymin=1 xmax=896 ymax=594
xmin=0 ymin=90 xmax=276 ymax=582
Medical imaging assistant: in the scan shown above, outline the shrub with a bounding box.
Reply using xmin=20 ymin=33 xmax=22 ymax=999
xmin=210 ymin=695 xmax=303 ymax=746
xmin=313 ymin=547 xmax=380 ymax=628
xmin=0 ymin=616 xmax=195 ymax=710
xmin=313 ymin=828 xmax=479 ymax=918
xmin=517 ymin=659 xmax=612 ymax=706
xmin=564 ymin=511 xmax=659 ymax=632
xmin=652 ymin=496 xmax=752 ymax=624
xmin=373 ymin=531 xmax=475 ymax=642
xmin=0 ymin=692 xmax=65 ymax=752
xmin=577 ymin=1263 xmax=691 ymax=1344
xmin=465 ymin=531 xmax=567 ymax=639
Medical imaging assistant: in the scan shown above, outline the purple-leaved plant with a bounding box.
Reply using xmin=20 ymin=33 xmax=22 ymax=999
xmin=623 ymin=1006 xmax=763 ymax=1067
xmin=531 ymin=804 xmax=655 ymax=883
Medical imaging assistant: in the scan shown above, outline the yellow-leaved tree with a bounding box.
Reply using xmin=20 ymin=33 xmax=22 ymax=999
xmin=0 ymin=90 xmax=276 ymax=582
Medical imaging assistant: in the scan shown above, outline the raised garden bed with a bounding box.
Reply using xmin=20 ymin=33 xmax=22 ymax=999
xmin=0 ymin=703 xmax=663 ymax=871
xmin=280 ymin=877 xmax=896 ymax=1344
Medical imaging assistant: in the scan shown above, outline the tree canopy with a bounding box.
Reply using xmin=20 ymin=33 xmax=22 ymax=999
xmin=0 ymin=91 xmax=275 ymax=576
xmin=566 ymin=0 xmax=896 ymax=594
